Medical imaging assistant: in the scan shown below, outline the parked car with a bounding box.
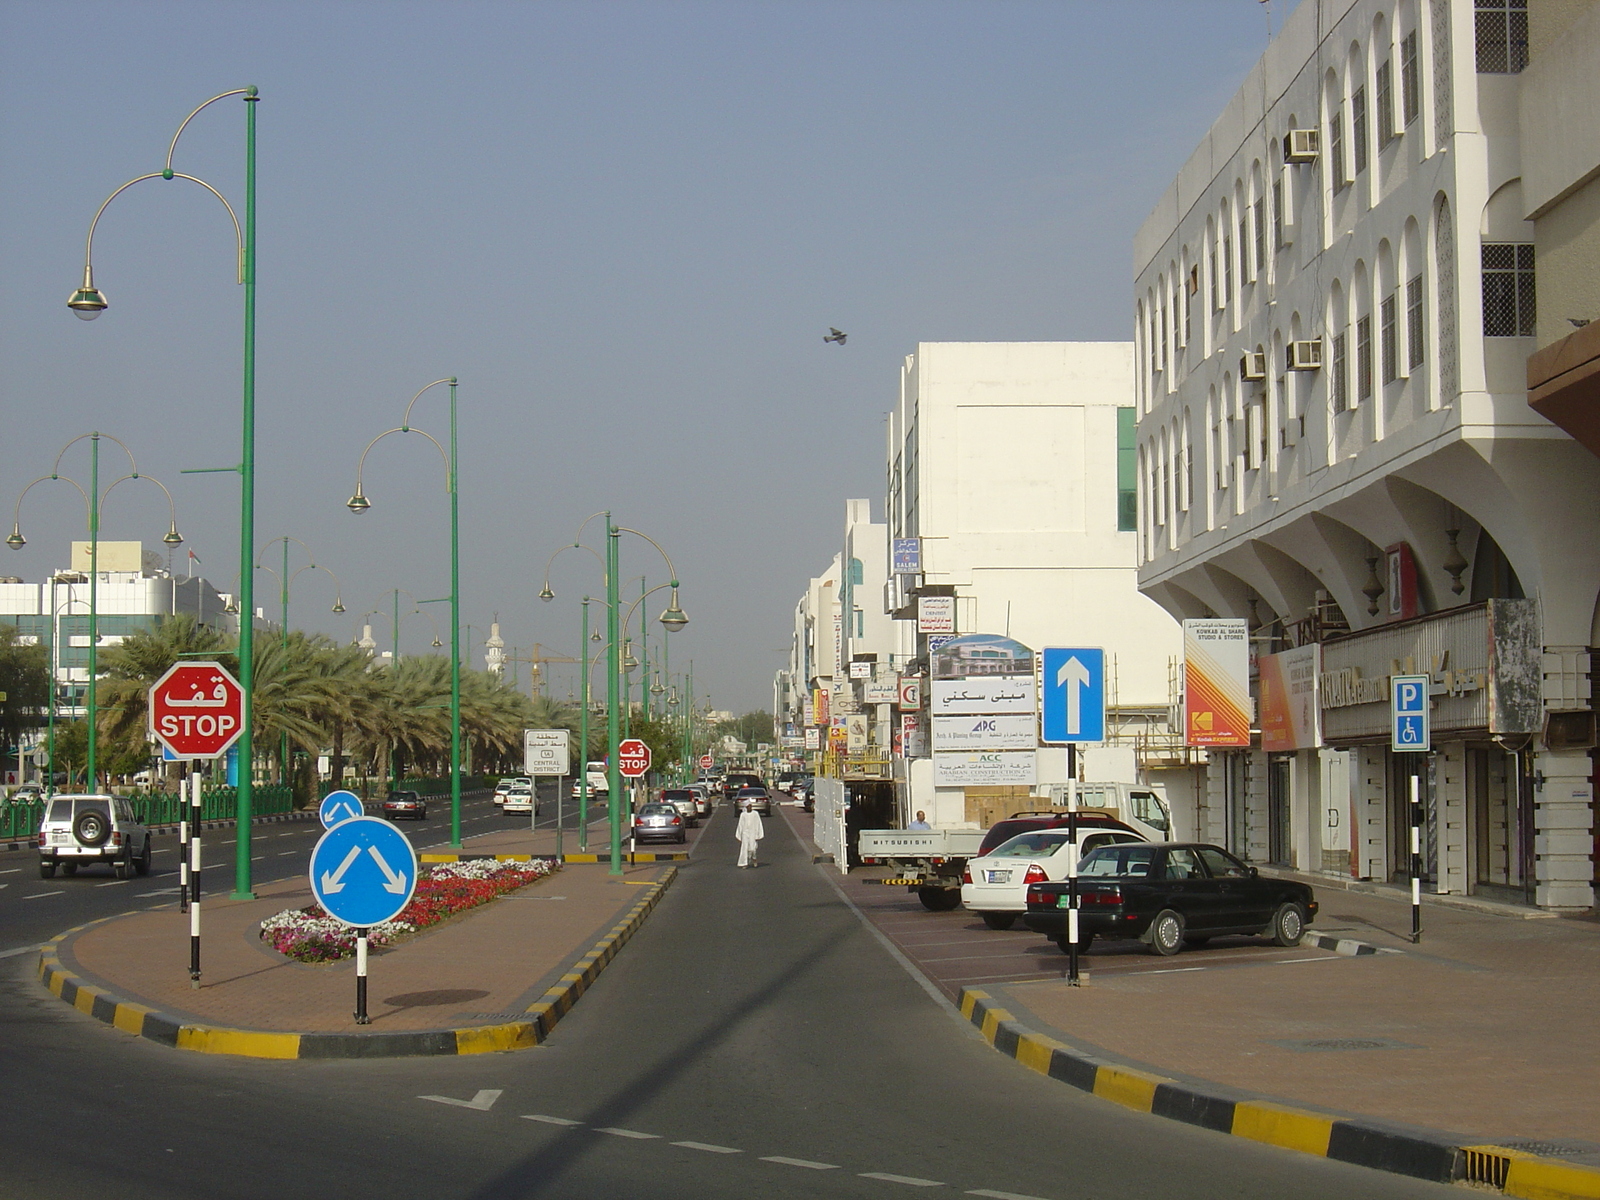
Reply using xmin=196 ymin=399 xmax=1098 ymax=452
xmin=502 ymin=784 xmax=536 ymax=814
xmin=961 ymin=827 xmax=1147 ymax=929
xmin=1022 ymin=842 xmax=1318 ymax=956
xmin=685 ymin=785 xmax=713 ymax=819
xmin=731 ymin=785 xmax=771 ymax=816
xmin=659 ymin=788 xmax=699 ymax=827
xmin=9 ymin=783 xmax=44 ymax=805
xmin=977 ymin=811 xmax=1144 ymax=857
xmin=790 ymin=776 xmax=815 ymax=805
xmin=37 ymin=794 xmax=152 ymax=880
xmin=633 ymin=802 xmax=686 ymax=844
xmin=382 ymin=790 xmax=428 ymax=821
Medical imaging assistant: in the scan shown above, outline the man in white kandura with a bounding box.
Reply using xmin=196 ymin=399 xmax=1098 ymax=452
xmin=735 ymin=801 xmax=765 ymax=868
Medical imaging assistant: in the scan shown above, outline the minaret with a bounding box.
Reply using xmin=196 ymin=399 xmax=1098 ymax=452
xmin=485 ymin=619 xmax=506 ymax=678
xmin=358 ymin=623 xmax=377 ymax=657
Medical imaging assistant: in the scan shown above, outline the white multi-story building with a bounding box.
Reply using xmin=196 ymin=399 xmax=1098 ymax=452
xmin=1134 ymin=0 xmax=1596 ymax=908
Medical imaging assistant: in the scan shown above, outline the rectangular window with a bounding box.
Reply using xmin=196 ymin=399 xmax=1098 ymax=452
xmin=1377 ymin=60 xmax=1395 ymax=148
xmin=1357 ymin=314 xmax=1374 ymax=401
xmin=1352 ymin=86 xmax=1369 ymax=174
xmin=1272 ymin=179 xmax=1284 ymax=249
xmin=1117 ymin=408 xmax=1137 ymax=531
xmin=1482 ymin=242 xmax=1536 ymax=336
xmin=1476 ymin=0 xmax=1529 ymax=74
xmin=1333 ymin=332 xmax=1350 ymax=413
xmin=1407 ymin=273 xmax=1425 ymax=368
xmin=1223 ymin=231 xmax=1234 ymax=299
xmin=1159 ymin=298 xmax=1169 ymax=369
xmin=1381 ymin=293 xmax=1399 ymax=384
xmin=1183 ymin=438 xmax=1194 ymax=509
xmin=1401 ymin=32 xmax=1420 ymax=125
xmin=1330 ymin=105 xmax=1346 ymax=189
xmin=1253 ymin=199 xmax=1266 ymax=278
xmin=1209 ymin=248 xmax=1218 ymax=312
xmin=1240 ymin=214 xmax=1252 ymax=280
xmin=1149 ymin=312 xmax=1159 ymax=374
xmin=1183 ymin=273 xmax=1193 ymax=345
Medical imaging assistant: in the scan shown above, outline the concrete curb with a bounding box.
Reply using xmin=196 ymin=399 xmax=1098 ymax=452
xmin=35 ymin=865 xmax=678 ymax=1060
xmin=957 ymin=987 xmax=1600 ymax=1198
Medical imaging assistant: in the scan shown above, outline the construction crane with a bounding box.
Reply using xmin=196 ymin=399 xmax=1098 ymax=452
xmin=504 ymin=644 xmax=580 ymax=697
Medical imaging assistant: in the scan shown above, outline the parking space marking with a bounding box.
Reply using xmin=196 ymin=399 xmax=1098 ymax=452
xmin=521 ymin=1115 xmax=581 ymax=1126
xmin=761 ymin=1157 xmax=839 ymax=1170
xmin=594 ymin=1128 xmax=658 ymax=1139
xmin=23 ymin=890 xmax=64 ymax=899
xmin=672 ymin=1141 xmax=740 ymax=1154
xmin=862 ymin=1172 xmax=944 ymax=1186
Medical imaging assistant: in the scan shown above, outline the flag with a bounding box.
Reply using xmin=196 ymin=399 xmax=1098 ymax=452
xmin=187 ymin=549 xmax=202 ymax=564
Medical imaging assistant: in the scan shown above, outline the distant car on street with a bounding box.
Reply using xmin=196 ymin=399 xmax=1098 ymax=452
xmin=961 ymin=828 xmax=1146 ymax=929
xmin=1023 ymin=842 xmax=1317 ymax=956
xmin=684 ymin=785 xmax=713 ymax=819
xmin=502 ymin=784 xmax=536 ymax=814
xmin=37 ymin=794 xmax=152 ymax=880
xmin=659 ymin=788 xmax=700 ymax=827
xmin=731 ymin=785 xmax=771 ymax=817
xmin=633 ymin=802 xmax=686 ymax=844
xmin=382 ymin=790 xmax=428 ymax=821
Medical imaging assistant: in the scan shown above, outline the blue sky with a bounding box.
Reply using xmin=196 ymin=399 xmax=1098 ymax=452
xmin=1 ymin=1 xmax=1295 ymax=712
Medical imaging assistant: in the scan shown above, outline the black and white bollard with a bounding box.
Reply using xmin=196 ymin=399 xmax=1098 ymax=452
xmin=178 ymin=770 xmax=191 ymax=914
xmin=189 ymin=769 xmax=203 ymax=986
xmin=1409 ymin=772 xmax=1423 ymax=944
xmin=1065 ymin=777 xmax=1081 ymax=986
xmin=354 ymin=928 xmax=371 ymax=1024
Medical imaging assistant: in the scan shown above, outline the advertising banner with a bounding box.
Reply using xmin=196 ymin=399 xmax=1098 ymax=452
xmin=932 ymin=750 xmax=1037 ymax=786
xmin=892 ymin=537 xmax=922 ymax=575
xmin=1183 ymin=619 xmax=1251 ymax=747
xmin=931 ymin=633 xmax=1033 ymax=680
xmin=917 ymin=595 xmax=956 ymax=634
xmin=900 ymin=713 xmax=928 ymax=757
xmin=803 ymin=727 xmax=821 ymax=750
xmin=846 ymin=713 xmax=869 ymax=752
xmin=864 ymin=676 xmax=899 ymax=705
xmin=1259 ymin=643 xmax=1322 ymax=752
xmin=828 ymin=724 xmax=848 ymax=751
xmin=849 ymin=660 xmax=872 ymax=679
xmin=932 ymin=713 xmax=1038 ymax=751
xmin=932 ymin=677 xmax=1038 ymax=716
xmin=813 ymin=688 xmax=830 ymax=727
xmin=898 ymin=677 xmax=923 ymax=709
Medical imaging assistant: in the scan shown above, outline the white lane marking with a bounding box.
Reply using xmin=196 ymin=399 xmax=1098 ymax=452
xmin=251 ymin=857 xmax=265 ymax=862
xmin=521 ymin=1115 xmax=581 ymax=1126
xmin=278 ymin=851 xmax=298 ymax=856
xmin=418 ymin=1089 xmax=502 ymax=1111
xmin=95 ymin=879 xmax=131 ymax=887
xmin=1140 ymin=966 xmax=1208 ymax=975
xmin=0 ymin=944 xmax=41 ymax=959
xmin=968 ymin=1191 xmax=1053 ymax=1200
xmin=0 ymin=868 xmax=21 ymax=874
xmin=862 ymin=1172 xmax=944 ymax=1186
xmin=1275 ymin=955 xmax=1341 ymax=964
xmin=23 ymin=890 xmax=64 ymax=899
xmin=672 ymin=1141 xmax=741 ymax=1154
xmin=761 ymin=1157 xmax=839 ymax=1169
xmin=594 ymin=1127 xmax=658 ymax=1139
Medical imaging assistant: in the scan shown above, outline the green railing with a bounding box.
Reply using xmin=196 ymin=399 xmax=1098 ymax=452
xmin=0 ymin=787 xmax=296 ymax=841
xmin=1 ymin=801 xmax=43 ymax=842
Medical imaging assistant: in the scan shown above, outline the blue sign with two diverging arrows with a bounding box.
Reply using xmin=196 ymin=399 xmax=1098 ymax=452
xmin=309 ymin=816 xmax=418 ymax=928
xmin=1041 ymin=647 xmax=1106 ymax=743
xmin=318 ymin=789 xmax=365 ymax=829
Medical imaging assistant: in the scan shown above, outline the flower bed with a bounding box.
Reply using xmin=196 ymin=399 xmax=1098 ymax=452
xmin=260 ymin=858 xmax=559 ymax=964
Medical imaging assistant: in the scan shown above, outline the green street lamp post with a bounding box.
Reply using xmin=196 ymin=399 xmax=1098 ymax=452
xmin=256 ymin=536 xmax=344 ymax=784
xmin=348 ymin=378 xmax=462 ymax=848
xmin=72 ymin=87 xmax=260 ymax=898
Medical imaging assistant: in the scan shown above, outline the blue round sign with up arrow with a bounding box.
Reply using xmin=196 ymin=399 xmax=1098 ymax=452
xmin=309 ymin=816 xmax=419 ymax=927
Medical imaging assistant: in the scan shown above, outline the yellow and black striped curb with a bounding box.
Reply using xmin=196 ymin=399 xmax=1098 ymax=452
xmin=35 ymin=866 xmax=678 ymax=1061
xmin=958 ymin=988 xmax=1600 ymax=1199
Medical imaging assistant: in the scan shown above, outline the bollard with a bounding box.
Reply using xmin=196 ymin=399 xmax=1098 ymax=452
xmin=189 ymin=768 xmax=203 ymax=986
xmin=1409 ymin=772 xmax=1423 ymax=944
xmin=353 ymin=928 xmax=370 ymax=1024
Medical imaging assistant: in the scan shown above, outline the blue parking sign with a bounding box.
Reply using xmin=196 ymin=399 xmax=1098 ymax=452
xmin=1391 ymin=674 xmax=1430 ymax=752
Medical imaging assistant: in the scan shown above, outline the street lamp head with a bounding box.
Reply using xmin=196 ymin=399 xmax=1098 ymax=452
xmin=67 ymin=285 xmax=108 ymax=321
xmin=162 ymin=522 xmax=184 ymax=547
xmin=331 ymin=598 xmax=346 ymax=614
xmin=5 ymin=525 xmax=24 ymax=550
xmin=659 ymin=587 xmax=688 ymax=633
xmin=591 ymin=627 xmax=602 ymax=643
xmin=346 ymin=493 xmax=371 ymax=514
xmin=432 ymin=637 xmax=442 ymax=647
xmin=539 ymin=585 xmax=554 ymax=602
xmin=622 ymin=643 xmax=638 ymax=673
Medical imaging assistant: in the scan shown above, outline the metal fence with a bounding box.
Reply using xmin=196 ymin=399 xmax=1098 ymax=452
xmin=0 ymin=785 xmax=296 ymax=841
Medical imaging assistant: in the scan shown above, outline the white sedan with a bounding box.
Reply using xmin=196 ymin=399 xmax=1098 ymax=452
xmin=961 ymin=829 xmax=1145 ymax=930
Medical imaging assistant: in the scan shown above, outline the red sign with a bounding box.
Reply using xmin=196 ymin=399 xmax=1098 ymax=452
xmin=698 ymin=753 xmax=714 ymax=770
xmin=149 ymin=661 xmax=245 ymax=760
xmin=618 ymin=738 xmax=652 ymax=778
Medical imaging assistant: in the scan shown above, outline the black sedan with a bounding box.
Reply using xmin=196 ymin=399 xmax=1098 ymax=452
xmin=1023 ymin=842 xmax=1316 ymax=956
xmin=381 ymin=790 xmax=427 ymax=821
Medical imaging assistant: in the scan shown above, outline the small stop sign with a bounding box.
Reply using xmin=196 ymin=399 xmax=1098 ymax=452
xmin=618 ymin=738 xmax=652 ymax=777
xmin=149 ymin=661 xmax=245 ymax=760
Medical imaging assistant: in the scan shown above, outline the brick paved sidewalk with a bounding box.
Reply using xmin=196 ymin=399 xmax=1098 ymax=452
xmin=778 ymin=806 xmax=1600 ymax=1151
xmin=57 ymin=858 xmax=670 ymax=1034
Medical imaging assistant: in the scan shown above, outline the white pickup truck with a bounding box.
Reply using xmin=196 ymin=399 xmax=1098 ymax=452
xmin=857 ymin=828 xmax=987 ymax=911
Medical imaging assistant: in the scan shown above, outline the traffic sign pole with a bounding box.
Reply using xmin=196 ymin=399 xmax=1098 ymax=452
xmin=189 ymin=770 xmax=202 ymax=987
xmin=1410 ymin=771 xmax=1423 ymax=944
xmin=354 ymin=929 xmax=370 ymax=1024
xmin=179 ymin=763 xmax=191 ymax=915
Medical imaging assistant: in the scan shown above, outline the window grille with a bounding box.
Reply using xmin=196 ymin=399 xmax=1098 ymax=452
xmin=1381 ymin=293 xmax=1399 ymax=384
xmin=1357 ymin=314 xmax=1374 ymax=401
xmin=1273 ymin=179 xmax=1284 ymax=249
xmin=1150 ymin=311 xmax=1159 ymax=374
xmin=1160 ymin=298 xmax=1169 ymax=369
xmin=1406 ymin=274 xmax=1425 ymax=368
xmin=1183 ymin=439 xmax=1194 ymax=509
xmin=1352 ymin=86 xmax=1369 ymax=174
xmin=1210 ymin=248 xmax=1218 ymax=312
xmin=1476 ymin=0 xmax=1528 ymax=74
xmin=1482 ymin=243 xmax=1535 ymax=336
xmin=1223 ymin=231 xmax=1234 ymax=299
xmin=1401 ymin=32 xmax=1420 ymax=124
xmin=1376 ymin=61 xmax=1395 ymax=148
xmin=1253 ymin=199 xmax=1266 ymax=278
xmin=1330 ymin=106 xmax=1346 ymax=189
xmin=1240 ymin=214 xmax=1252 ymax=280
xmin=1333 ymin=332 xmax=1350 ymax=413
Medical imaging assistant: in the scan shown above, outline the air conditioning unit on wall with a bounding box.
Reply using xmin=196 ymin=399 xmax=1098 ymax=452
xmin=1240 ymin=351 xmax=1268 ymax=381
xmin=1286 ymin=128 xmax=1320 ymax=163
xmin=1288 ymin=340 xmax=1323 ymax=370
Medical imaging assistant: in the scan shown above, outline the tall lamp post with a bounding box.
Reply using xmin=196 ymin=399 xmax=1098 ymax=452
xmin=256 ymin=536 xmax=344 ymax=783
xmin=347 ymin=377 xmax=462 ymax=848
xmin=8 ymin=432 xmax=183 ymax=790
xmin=70 ymin=86 xmax=260 ymax=898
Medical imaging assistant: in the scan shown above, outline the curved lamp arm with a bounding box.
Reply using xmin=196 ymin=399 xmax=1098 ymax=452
xmin=538 ymin=542 xmax=607 ymax=601
xmin=166 ymin=89 xmax=253 ymax=172
xmin=347 ymin=426 xmax=450 ymax=511
xmin=100 ymin=472 xmax=184 ymax=545
xmin=613 ymin=526 xmax=688 ymax=631
xmin=8 ymin=475 xmax=88 ymax=548
xmin=400 ymin=377 xmax=458 ymax=432
xmin=255 ymin=534 xmax=313 ymax=569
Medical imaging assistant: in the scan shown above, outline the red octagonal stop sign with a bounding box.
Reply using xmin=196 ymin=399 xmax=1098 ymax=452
xmin=618 ymin=738 xmax=652 ymax=777
xmin=149 ymin=661 xmax=245 ymax=760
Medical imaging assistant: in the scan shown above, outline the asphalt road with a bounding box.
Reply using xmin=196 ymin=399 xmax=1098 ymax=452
xmin=0 ymin=802 xmax=1455 ymax=1200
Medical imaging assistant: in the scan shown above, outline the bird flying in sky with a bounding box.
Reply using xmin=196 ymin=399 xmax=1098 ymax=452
xmin=824 ymin=328 xmax=847 ymax=345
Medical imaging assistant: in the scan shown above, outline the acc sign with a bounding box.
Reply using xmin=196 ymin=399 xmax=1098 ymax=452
xmin=149 ymin=661 xmax=245 ymax=760
xmin=618 ymin=738 xmax=652 ymax=777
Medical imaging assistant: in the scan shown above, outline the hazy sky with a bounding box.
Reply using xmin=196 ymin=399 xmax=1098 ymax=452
xmin=1 ymin=1 xmax=1294 ymax=712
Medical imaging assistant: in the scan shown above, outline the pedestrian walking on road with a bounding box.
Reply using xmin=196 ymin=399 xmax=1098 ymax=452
xmin=735 ymin=802 xmax=764 ymax=868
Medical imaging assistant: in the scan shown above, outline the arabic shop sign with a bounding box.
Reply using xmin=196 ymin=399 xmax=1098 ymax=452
xmin=931 ymin=677 xmax=1038 ymax=716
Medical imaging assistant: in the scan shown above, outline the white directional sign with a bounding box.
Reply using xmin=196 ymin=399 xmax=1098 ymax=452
xmin=523 ymin=729 xmax=571 ymax=776
xmin=1391 ymin=673 xmax=1431 ymax=752
xmin=309 ymin=816 xmax=418 ymax=928
xmin=318 ymin=789 xmax=365 ymax=829
xmin=1041 ymin=647 xmax=1106 ymax=743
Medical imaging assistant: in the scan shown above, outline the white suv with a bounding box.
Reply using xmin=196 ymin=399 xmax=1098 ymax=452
xmin=37 ymin=794 xmax=152 ymax=880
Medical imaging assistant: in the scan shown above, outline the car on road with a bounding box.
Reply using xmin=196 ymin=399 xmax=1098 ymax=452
xmin=382 ymin=790 xmax=428 ymax=821
xmin=36 ymin=794 xmax=152 ymax=880
xmin=976 ymin=811 xmax=1145 ymax=857
xmin=8 ymin=783 xmax=44 ymax=805
xmin=1022 ymin=842 xmax=1318 ymax=956
xmin=961 ymin=827 xmax=1147 ymax=929
xmin=789 ymin=776 xmax=815 ymax=805
xmin=731 ymin=785 xmax=771 ymax=817
xmin=684 ymin=785 xmax=713 ymax=819
xmin=492 ymin=779 xmax=513 ymax=805
xmin=723 ymin=773 xmax=763 ymax=797
xmin=659 ymin=788 xmax=700 ymax=827
xmin=632 ymin=801 xmax=686 ymax=844
xmin=502 ymin=784 xmax=536 ymax=814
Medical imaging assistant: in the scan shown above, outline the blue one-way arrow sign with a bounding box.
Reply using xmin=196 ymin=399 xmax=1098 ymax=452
xmin=1041 ymin=647 xmax=1106 ymax=743
xmin=309 ymin=816 xmax=418 ymax=927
